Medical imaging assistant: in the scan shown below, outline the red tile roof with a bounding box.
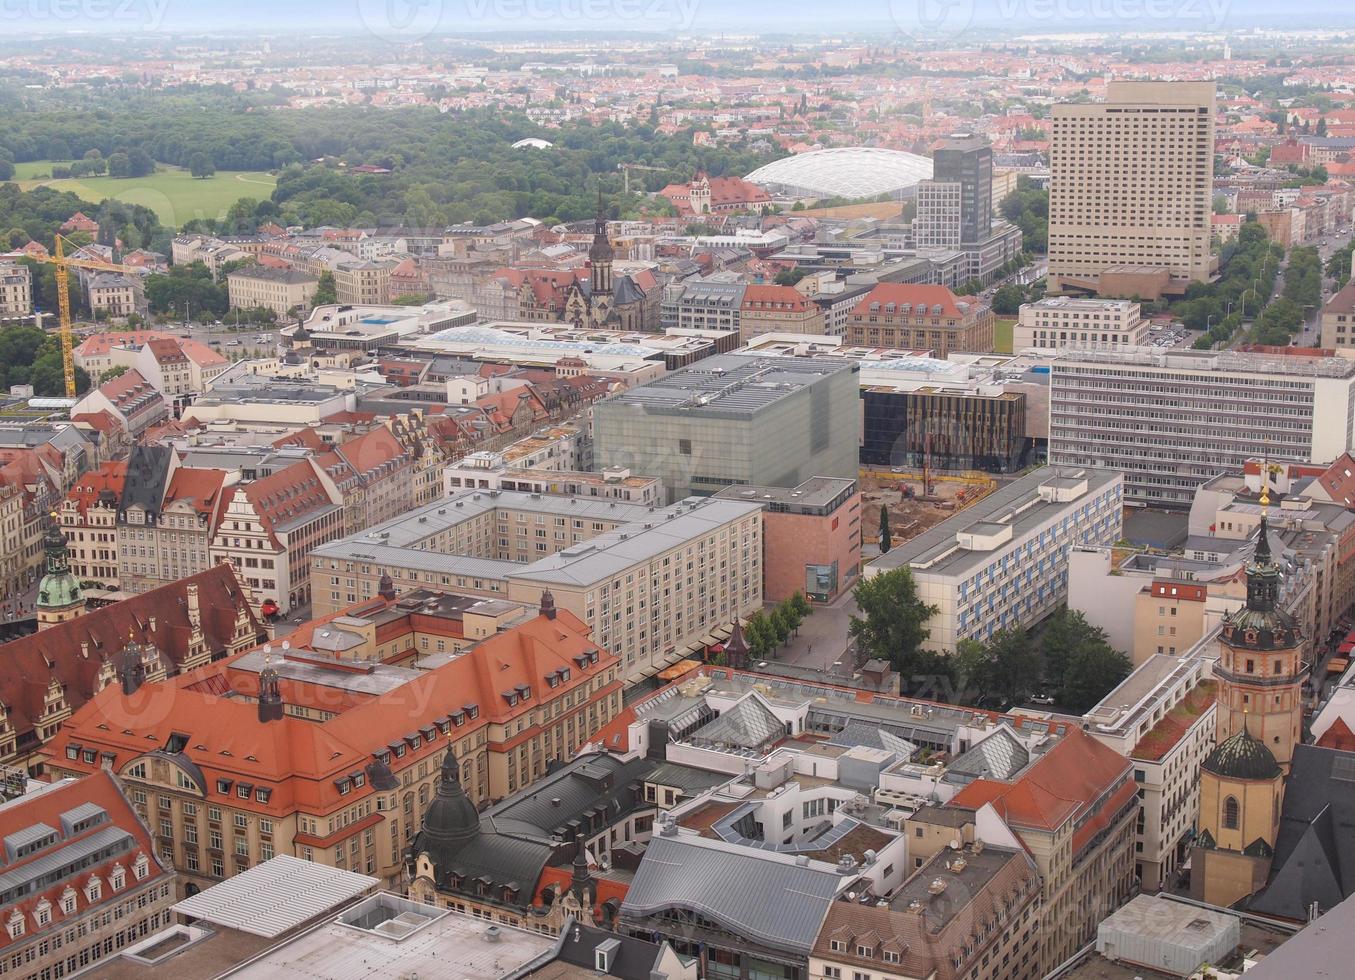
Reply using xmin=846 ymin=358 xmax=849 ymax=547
xmin=238 ymin=459 xmax=336 ymax=546
xmin=1318 ymin=717 xmax=1355 ymax=751
xmin=47 ymin=605 xmax=618 ymax=821
xmin=64 ymin=460 xmax=128 ymax=517
xmin=740 ymin=283 xmax=815 ymax=312
xmin=0 ymin=771 xmax=170 ymax=953
xmin=850 ymin=283 xmax=973 ymax=320
xmin=948 ymin=727 xmax=1132 ymax=835
xmin=0 ymin=565 xmax=261 ymax=754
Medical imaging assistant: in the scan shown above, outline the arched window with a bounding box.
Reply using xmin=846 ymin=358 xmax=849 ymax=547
xmin=1224 ymin=796 xmax=1240 ymax=830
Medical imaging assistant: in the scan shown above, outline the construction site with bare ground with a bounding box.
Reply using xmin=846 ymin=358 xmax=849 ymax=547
xmin=860 ymin=467 xmax=997 ymax=555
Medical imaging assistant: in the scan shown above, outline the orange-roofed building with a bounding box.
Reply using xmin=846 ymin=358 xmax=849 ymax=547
xmin=0 ymin=771 xmax=178 ymax=972
xmin=737 ymin=283 xmax=826 ymax=344
xmin=314 ymin=426 xmax=414 ymax=535
xmin=0 ymin=562 xmax=262 ymax=769
xmin=846 ymin=283 xmax=994 ymax=356
xmin=58 ymin=459 xmax=127 ymax=587
xmin=209 ymin=457 xmax=344 ymax=613
xmin=942 ymin=726 xmax=1136 ymax=973
xmin=45 ymin=588 xmax=623 ymax=896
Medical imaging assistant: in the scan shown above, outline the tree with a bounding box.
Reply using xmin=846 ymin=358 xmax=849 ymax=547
xmin=106 ymin=152 xmax=130 ymax=178
xmin=1040 ymin=608 xmax=1131 ymax=712
xmin=744 ymin=612 xmax=774 ymax=661
xmin=1059 ymin=643 xmax=1132 ymax=713
xmin=991 ymin=283 xmax=1025 ymax=316
xmin=0 ymin=159 xmax=13 ymax=182
xmin=879 ymin=504 xmax=892 ymax=553
xmin=313 ymin=270 xmax=337 ymax=306
xmin=985 ymin=629 xmax=1041 ymax=707
xmin=769 ymin=605 xmax=793 ymax=649
xmin=188 ymin=152 xmax=216 ymax=180
xmin=951 ymin=639 xmax=994 ymax=705
xmin=849 ymin=567 xmax=938 ymax=677
xmin=789 ymin=592 xmax=812 ymax=620
xmin=100 ymin=365 xmax=129 ymax=382
xmin=126 ymin=148 xmax=155 ymax=178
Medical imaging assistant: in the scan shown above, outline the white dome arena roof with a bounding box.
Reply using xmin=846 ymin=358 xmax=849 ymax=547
xmin=512 ymin=138 xmax=554 ymax=150
xmin=745 ymin=147 xmax=934 ymax=200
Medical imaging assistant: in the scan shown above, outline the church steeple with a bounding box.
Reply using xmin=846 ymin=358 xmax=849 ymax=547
xmin=1214 ymin=453 xmax=1306 ymax=772
xmin=37 ymin=515 xmax=84 ymax=630
xmin=589 ymin=189 xmax=614 ymax=297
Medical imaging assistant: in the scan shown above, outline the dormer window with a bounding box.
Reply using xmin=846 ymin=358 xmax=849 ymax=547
xmin=857 ymin=946 xmax=873 ymax=959
xmin=336 ymin=778 xmax=352 ymax=795
xmin=830 ymin=940 xmax=847 ymax=953
xmin=34 ymin=901 xmax=51 ymax=927
xmin=451 ymin=712 xmax=466 ymax=727
xmin=85 ymin=879 xmax=101 ymax=903
xmin=133 ymin=854 xmax=150 ymax=880
xmin=110 ymin=867 xmax=126 ymax=890
xmin=61 ymin=889 xmax=76 ymax=915
xmin=6 ymin=912 xmax=22 ymax=940
xmin=256 ymin=787 xmax=272 ymax=805
xmin=217 ymin=779 xmax=233 ymax=795
xmin=465 ymin=704 xmax=479 ymax=720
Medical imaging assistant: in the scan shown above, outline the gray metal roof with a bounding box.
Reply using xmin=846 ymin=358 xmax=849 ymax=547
xmin=601 ymin=354 xmax=857 ymax=418
xmin=509 ymin=497 xmax=761 ymax=588
xmin=0 ymin=826 xmax=133 ymax=898
xmin=171 ymin=854 xmax=378 ymax=937
xmin=622 ymin=833 xmax=843 ymax=955
xmin=482 ymin=753 xmax=654 ymax=840
xmin=944 ymin=725 xmax=1029 ymax=783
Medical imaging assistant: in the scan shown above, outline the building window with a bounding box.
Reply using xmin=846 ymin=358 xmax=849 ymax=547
xmin=1223 ymin=796 xmax=1240 ymax=830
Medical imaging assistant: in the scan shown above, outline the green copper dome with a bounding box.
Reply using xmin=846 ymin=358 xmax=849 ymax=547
xmin=37 ymin=521 xmax=82 ymax=612
xmin=1202 ymin=727 xmax=1281 ymax=782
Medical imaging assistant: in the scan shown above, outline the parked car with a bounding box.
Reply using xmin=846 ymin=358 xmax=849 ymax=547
xmin=1029 ymin=693 xmax=1056 ymax=706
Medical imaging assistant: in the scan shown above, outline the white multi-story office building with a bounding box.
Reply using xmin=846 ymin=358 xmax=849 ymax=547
xmin=1015 ymin=297 xmax=1149 ymax=350
xmin=1048 ymin=81 xmax=1216 ymax=293
xmin=1084 ymin=650 xmax=1219 ymax=891
xmin=866 ymin=467 xmax=1124 ymax=653
xmin=1049 ymin=349 xmax=1355 ymax=507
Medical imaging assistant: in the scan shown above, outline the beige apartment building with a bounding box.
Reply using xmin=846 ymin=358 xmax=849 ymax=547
xmin=1085 ymin=654 xmax=1219 ymax=892
xmin=1048 ymin=81 xmax=1216 ymax=295
xmin=738 ymin=284 xmax=827 ymax=344
xmin=1321 ymin=279 xmax=1355 ymax=354
xmin=227 ymin=265 xmax=320 ymax=317
xmin=0 ymin=261 xmax=32 ymax=315
xmin=87 ymin=273 xmax=142 ymax=318
xmin=335 ymin=261 xmax=391 ymax=306
xmin=1014 ymin=297 xmax=1149 ymax=351
xmin=309 ymin=490 xmax=765 ymax=682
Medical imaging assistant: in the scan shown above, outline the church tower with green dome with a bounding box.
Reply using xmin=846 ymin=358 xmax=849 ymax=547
xmin=1212 ymin=477 xmax=1306 ymax=771
xmin=36 ymin=518 xmax=84 ymax=630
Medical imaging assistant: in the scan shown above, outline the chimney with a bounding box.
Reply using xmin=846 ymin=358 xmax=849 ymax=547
xmin=540 ymin=589 xmax=557 ymax=620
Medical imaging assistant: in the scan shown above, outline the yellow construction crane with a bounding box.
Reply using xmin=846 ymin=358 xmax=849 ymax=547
xmin=28 ymin=234 xmax=147 ymax=398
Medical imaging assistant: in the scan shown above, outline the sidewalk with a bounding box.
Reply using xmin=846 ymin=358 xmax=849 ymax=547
xmin=772 ymin=588 xmax=858 ymax=672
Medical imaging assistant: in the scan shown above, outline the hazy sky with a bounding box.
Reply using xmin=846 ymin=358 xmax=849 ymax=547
xmin=3 ymin=0 xmax=1351 ymax=36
